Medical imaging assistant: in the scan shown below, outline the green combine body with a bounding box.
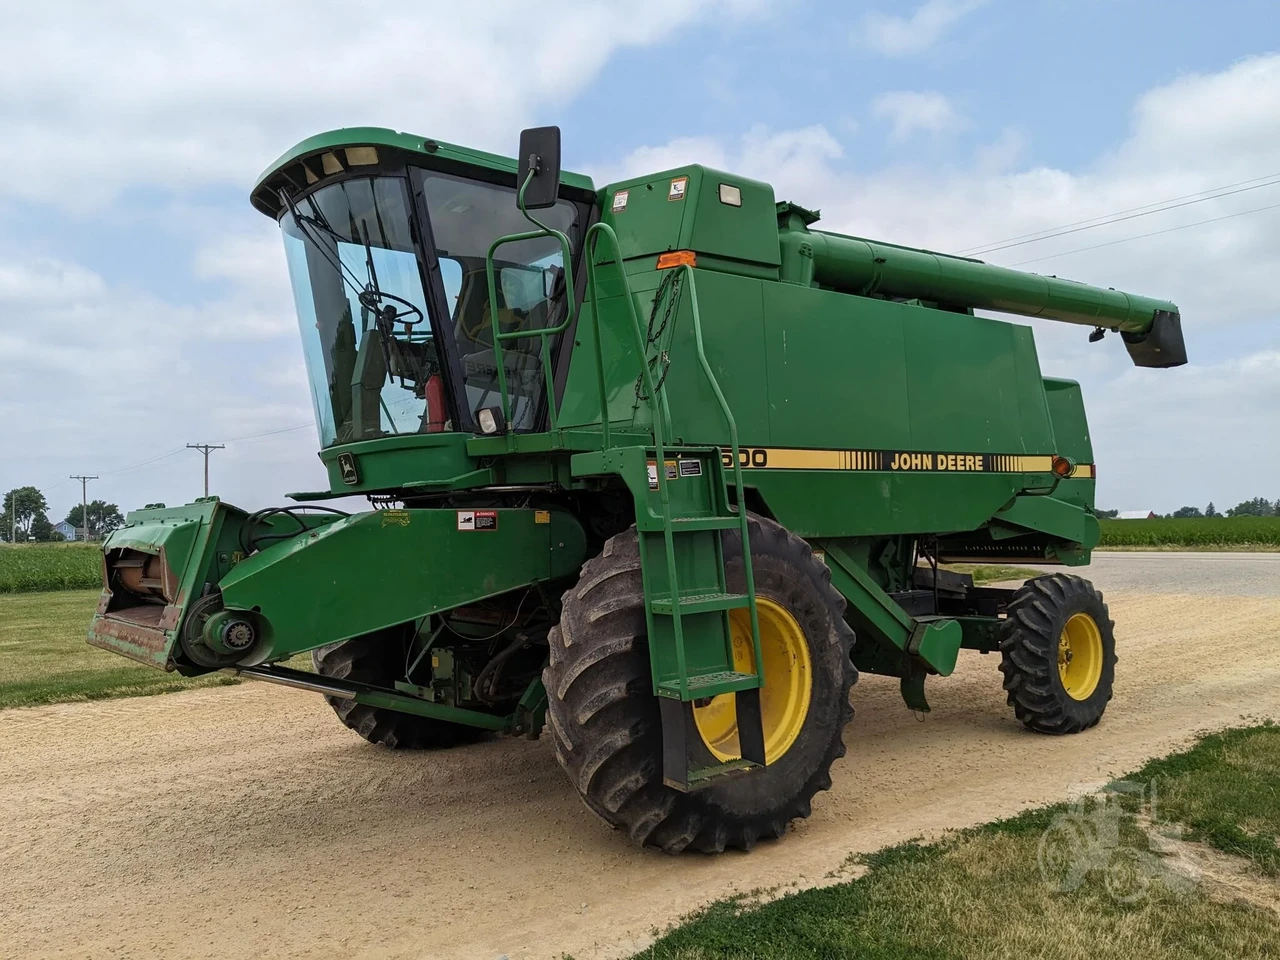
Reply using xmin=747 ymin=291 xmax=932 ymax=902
xmin=89 ymin=126 xmax=1185 ymax=852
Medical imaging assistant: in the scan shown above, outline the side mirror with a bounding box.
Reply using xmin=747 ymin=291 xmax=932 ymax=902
xmin=517 ymin=126 xmax=562 ymax=210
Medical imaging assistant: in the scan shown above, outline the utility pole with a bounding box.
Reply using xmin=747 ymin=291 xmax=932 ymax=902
xmin=69 ymin=475 xmax=98 ymax=542
xmin=187 ymin=444 xmax=225 ymax=498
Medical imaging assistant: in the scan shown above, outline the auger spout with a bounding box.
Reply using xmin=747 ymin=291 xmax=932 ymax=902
xmin=777 ymin=203 xmax=1186 ymax=368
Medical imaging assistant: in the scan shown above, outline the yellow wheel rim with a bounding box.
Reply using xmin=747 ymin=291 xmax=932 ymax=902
xmin=692 ymin=597 xmax=812 ymax=763
xmin=1058 ymin=612 xmax=1103 ymax=700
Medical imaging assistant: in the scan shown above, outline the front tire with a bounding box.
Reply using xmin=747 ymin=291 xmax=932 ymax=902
xmin=999 ymin=574 xmax=1116 ymax=734
xmin=544 ymin=515 xmax=856 ymax=853
xmin=312 ymin=632 xmax=488 ymax=749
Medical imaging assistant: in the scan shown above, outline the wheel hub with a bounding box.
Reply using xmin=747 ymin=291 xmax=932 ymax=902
xmin=692 ymin=597 xmax=812 ymax=764
xmin=1057 ymin=612 xmax=1103 ymax=700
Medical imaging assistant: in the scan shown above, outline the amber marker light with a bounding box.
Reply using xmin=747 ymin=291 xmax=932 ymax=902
xmin=656 ymin=250 xmax=697 ymax=269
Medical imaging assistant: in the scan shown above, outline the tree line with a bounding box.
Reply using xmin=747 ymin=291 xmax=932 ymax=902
xmin=1 ymin=486 xmax=124 ymax=543
xmin=1097 ymin=497 xmax=1280 ymax=520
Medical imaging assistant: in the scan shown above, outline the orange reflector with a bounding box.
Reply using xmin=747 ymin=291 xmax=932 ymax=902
xmin=1051 ymin=455 xmax=1073 ymax=477
xmin=656 ymin=250 xmax=697 ymax=269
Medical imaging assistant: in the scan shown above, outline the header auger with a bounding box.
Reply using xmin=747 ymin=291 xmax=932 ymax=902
xmin=90 ymin=125 xmax=1182 ymax=853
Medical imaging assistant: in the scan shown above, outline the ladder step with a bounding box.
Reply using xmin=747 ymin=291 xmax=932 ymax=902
xmin=669 ymin=515 xmax=740 ymax=532
xmin=650 ymin=592 xmax=750 ymax=615
xmin=657 ymin=670 xmax=759 ymax=699
xmin=674 ymin=758 xmax=760 ymax=789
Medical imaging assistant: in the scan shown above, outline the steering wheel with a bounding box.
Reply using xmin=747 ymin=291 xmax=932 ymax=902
xmin=359 ymin=287 xmax=425 ymax=327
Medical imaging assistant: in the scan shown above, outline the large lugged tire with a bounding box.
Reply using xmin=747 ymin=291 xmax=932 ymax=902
xmin=544 ymin=515 xmax=856 ymax=853
xmin=999 ymin=574 xmax=1116 ymax=734
xmin=312 ymin=632 xmax=487 ymax=749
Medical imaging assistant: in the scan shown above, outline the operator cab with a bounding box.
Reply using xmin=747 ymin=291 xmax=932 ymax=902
xmin=257 ymin=134 xmax=591 ymax=446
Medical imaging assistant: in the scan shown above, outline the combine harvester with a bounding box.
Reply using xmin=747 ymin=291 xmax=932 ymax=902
xmin=89 ymin=127 xmax=1185 ymax=852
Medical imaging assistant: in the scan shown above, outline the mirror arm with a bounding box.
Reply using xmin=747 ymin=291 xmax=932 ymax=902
xmin=516 ymin=167 xmax=558 ymax=237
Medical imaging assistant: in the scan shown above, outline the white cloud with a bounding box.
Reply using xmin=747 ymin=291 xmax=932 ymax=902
xmin=973 ymin=128 xmax=1025 ymax=173
xmin=859 ymin=0 xmax=987 ymax=56
xmin=1 ymin=0 xmax=772 ymax=208
xmin=604 ymin=55 xmax=1280 ymax=511
xmin=871 ymin=91 xmax=965 ymax=141
xmin=593 ymin=124 xmax=844 ymax=186
xmin=0 ymin=250 xmax=320 ymax=517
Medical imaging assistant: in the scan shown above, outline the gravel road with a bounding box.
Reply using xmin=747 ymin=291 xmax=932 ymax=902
xmin=2 ymin=554 xmax=1277 ymax=959
xmin=1031 ymin=551 xmax=1280 ymax=597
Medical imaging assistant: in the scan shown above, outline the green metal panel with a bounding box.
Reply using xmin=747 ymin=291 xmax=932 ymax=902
xmin=312 ymin=432 xmax=487 ymax=496
xmin=1043 ymin=377 xmax=1097 ymax=511
xmin=657 ymin=269 xmax=770 ymax=446
xmin=218 ymin=508 xmax=588 ymax=660
xmin=760 ymin=282 xmax=911 ymax=449
xmin=599 ymin=166 xmax=779 ymax=272
xmin=1013 ymin=326 xmax=1056 ymax=441
xmin=994 ymin=495 xmax=1099 ymax=551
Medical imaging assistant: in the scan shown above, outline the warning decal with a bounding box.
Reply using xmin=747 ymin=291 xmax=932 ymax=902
xmin=646 ymin=460 xmax=679 ymax=489
xmin=457 ymin=510 xmax=499 ymax=531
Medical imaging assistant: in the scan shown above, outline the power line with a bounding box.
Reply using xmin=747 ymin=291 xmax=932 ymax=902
xmin=1008 ymin=201 xmax=1280 ymax=267
xmin=216 ymin=421 xmax=312 ymax=443
xmin=89 ymin=420 xmax=312 ymax=481
xmin=100 ymin=447 xmax=187 ymax=477
xmin=961 ymin=173 xmax=1280 ymax=257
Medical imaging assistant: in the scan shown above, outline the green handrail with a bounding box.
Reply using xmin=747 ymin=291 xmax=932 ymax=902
xmin=678 ymin=264 xmax=763 ymax=686
xmin=582 ymin=222 xmax=761 ymax=698
xmin=482 ymin=170 xmax=577 ymax=434
xmin=583 ymin=223 xmax=688 ymax=690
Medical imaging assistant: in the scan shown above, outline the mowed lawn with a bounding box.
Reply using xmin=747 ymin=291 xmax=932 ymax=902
xmin=637 ymin=726 xmax=1280 ymax=959
xmin=0 ymin=590 xmax=236 ymax=709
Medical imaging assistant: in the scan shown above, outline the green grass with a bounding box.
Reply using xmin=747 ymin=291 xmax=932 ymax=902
xmin=0 ymin=590 xmax=237 ymax=708
xmin=0 ymin=542 xmax=102 ymax=593
xmin=1124 ymin=725 xmax=1280 ymax=874
xmin=945 ymin=564 xmax=1043 ymax=584
xmin=1100 ymin=516 xmax=1280 ymax=549
xmin=635 ymin=725 xmax=1280 ymax=960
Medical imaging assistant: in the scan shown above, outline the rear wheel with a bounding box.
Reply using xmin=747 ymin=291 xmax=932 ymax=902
xmin=544 ymin=515 xmax=856 ymax=853
xmin=999 ymin=574 xmax=1116 ymax=734
xmin=312 ymin=632 xmax=488 ymax=749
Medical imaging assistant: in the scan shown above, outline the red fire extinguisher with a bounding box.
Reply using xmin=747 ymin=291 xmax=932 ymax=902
xmin=424 ymin=375 xmax=446 ymax=433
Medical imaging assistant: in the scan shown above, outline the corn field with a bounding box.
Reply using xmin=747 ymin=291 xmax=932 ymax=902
xmin=1099 ymin=517 xmax=1280 ymax=548
xmin=0 ymin=544 xmax=102 ymax=593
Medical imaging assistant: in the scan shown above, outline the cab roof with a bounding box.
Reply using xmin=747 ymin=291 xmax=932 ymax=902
xmin=250 ymin=127 xmax=596 ymax=218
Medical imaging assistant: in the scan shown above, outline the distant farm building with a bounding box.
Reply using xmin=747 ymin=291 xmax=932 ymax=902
xmin=53 ymin=520 xmax=79 ymax=540
xmin=1116 ymin=510 xmax=1158 ymax=520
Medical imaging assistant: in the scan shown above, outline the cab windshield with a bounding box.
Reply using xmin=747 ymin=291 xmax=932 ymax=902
xmin=279 ymin=170 xmax=579 ymax=447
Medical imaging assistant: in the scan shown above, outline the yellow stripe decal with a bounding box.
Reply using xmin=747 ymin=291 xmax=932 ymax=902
xmin=723 ymin=447 xmax=1093 ymax=475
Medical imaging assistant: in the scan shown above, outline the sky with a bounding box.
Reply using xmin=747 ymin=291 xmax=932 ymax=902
xmin=2 ymin=0 xmax=1278 ymax=521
